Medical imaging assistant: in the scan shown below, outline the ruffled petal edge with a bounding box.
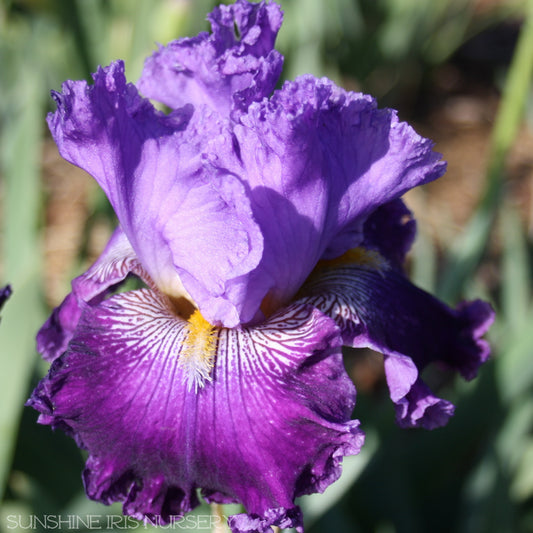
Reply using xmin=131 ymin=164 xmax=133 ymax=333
xmin=36 ymin=227 xmax=150 ymax=361
xmin=301 ymin=257 xmax=494 ymax=429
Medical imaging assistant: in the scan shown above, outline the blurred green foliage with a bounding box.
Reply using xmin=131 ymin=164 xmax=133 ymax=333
xmin=1 ymin=0 xmax=533 ymax=532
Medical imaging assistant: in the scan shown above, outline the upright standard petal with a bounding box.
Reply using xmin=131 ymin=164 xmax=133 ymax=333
xmin=226 ymin=75 xmax=446 ymax=322
xmin=47 ymin=61 xmax=264 ymax=327
xmin=28 ymin=289 xmax=363 ymax=532
xmin=302 ymin=254 xmax=494 ymax=429
xmin=138 ymin=0 xmax=283 ymax=119
xmin=47 ymin=42 xmax=446 ymax=329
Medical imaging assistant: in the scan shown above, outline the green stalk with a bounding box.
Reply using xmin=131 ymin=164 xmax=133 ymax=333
xmin=0 ymin=68 xmax=45 ymax=501
xmin=438 ymin=0 xmax=533 ymax=301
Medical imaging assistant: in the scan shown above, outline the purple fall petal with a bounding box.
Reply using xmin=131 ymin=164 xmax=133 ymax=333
xmin=361 ymin=199 xmax=417 ymax=269
xmin=138 ymin=0 xmax=283 ymax=119
xmin=303 ymin=260 xmax=494 ymax=429
xmin=36 ymin=227 xmax=148 ymax=361
xmin=28 ymin=289 xmax=363 ymax=531
xmin=392 ymin=378 xmax=455 ymax=430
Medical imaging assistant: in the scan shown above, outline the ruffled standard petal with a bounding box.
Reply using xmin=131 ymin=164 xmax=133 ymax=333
xmin=47 ymin=35 xmax=445 ymax=329
xmin=138 ymin=0 xmax=283 ymax=119
xmin=36 ymin=227 xmax=148 ymax=361
xmin=302 ymin=257 xmax=494 ymax=429
xmin=28 ymin=289 xmax=363 ymax=532
xmin=48 ymin=61 xmax=264 ymax=327
xmin=228 ymin=76 xmax=445 ymax=320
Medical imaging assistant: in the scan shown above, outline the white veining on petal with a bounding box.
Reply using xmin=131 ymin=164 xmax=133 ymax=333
xmin=299 ymin=266 xmax=377 ymax=340
xmin=71 ymin=227 xmax=155 ymax=299
xmin=94 ymin=290 xmax=220 ymax=397
xmin=91 ymin=290 xmax=190 ymax=422
xmin=32 ymin=285 xmax=363 ymax=524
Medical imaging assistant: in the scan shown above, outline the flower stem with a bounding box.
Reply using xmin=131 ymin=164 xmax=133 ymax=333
xmin=211 ymin=503 xmax=229 ymax=533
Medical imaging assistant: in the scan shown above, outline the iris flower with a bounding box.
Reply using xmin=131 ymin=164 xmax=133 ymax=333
xmin=0 ymin=285 xmax=11 ymax=313
xmin=28 ymin=1 xmax=493 ymax=532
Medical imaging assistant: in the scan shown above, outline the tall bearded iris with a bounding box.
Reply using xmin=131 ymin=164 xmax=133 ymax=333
xmin=28 ymin=1 xmax=494 ymax=532
xmin=0 ymin=285 xmax=11 ymax=314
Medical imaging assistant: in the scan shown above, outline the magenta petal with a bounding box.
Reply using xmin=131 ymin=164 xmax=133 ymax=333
xmin=28 ymin=289 xmax=363 ymax=531
xmin=138 ymin=0 xmax=283 ymax=119
xmin=36 ymin=227 xmax=147 ymax=361
xmin=303 ymin=262 xmax=494 ymax=428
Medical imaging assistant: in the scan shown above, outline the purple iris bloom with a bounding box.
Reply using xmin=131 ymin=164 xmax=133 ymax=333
xmin=27 ymin=1 xmax=494 ymax=532
xmin=0 ymin=285 xmax=11 ymax=313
